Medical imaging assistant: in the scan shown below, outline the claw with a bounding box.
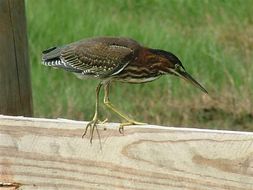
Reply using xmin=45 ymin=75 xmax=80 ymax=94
xmin=82 ymin=117 xmax=108 ymax=143
xmin=99 ymin=118 xmax=108 ymax=124
xmin=118 ymin=120 xmax=146 ymax=134
xmin=82 ymin=119 xmax=99 ymax=143
xmin=119 ymin=124 xmax=125 ymax=134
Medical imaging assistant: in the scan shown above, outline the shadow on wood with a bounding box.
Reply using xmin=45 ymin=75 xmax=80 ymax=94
xmin=0 ymin=115 xmax=253 ymax=190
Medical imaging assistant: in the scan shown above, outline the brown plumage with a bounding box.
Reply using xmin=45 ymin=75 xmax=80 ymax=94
xmin=42 ymin=36 xmax=207 ymax=142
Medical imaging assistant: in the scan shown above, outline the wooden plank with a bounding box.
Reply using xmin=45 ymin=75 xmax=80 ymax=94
xmin=0 ymin=115 xmax=253 ymax=190
xmin=0 ymin=0 xmax=33 ymax=116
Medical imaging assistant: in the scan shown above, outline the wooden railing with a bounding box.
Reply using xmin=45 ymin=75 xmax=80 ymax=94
xmin=0 ymin=115 xmax=253 ymax=190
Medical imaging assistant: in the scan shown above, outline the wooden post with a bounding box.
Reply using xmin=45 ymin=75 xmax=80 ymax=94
xmin=0 ymin=0 xmax=33 ymax=116
xmin=0 ymin=115 xmax=253 ymax=190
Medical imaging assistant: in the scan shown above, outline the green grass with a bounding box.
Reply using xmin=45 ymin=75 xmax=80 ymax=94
xmin=26 ymin=0 xmax=253 ymax=131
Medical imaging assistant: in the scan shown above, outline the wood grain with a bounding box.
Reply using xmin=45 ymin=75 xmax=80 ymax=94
xmin=0 ymin=115 xmax=253 ymax=190
xmin=0 ymin=0 xmax=33 ymax=116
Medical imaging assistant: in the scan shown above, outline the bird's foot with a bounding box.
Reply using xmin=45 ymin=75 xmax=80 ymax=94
xmin=119 ymin=120 xmax=146 ymax=134
xmin=82 ymin=117 xmax=108 ymax=143
xmin=99 ymin=118 xmax=108 ymax=124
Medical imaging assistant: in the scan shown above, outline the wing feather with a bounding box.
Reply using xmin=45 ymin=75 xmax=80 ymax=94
xmin=59 ymin=37 xmax=139 ymax=78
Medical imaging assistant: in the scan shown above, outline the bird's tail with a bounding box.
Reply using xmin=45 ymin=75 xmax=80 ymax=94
xmin=41 ymin=46 xmax=62 ymax=66
xmin=41 ymin=46 xmax=82 ymax=73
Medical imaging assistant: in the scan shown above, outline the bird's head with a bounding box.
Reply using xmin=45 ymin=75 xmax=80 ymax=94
xmin=149 ymin=49 xmax=208 ymax=94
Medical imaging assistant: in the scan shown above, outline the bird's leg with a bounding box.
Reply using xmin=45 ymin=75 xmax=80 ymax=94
xmin=103 ymin=83 xmax=145 ymax=133
xmin=82 ymin=82 xmax=103 ymax=143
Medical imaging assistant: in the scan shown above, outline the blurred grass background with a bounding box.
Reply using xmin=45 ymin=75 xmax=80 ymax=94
xmin=26 ymin=0 xmax=253 ymax=131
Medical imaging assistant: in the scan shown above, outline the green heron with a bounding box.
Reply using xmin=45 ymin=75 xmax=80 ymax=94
xmin=42 ymin=36 xmax=207 ymax=142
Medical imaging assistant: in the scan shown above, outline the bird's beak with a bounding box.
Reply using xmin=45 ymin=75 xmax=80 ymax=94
xmin=176 ymin=69 xmax=208 ymax=94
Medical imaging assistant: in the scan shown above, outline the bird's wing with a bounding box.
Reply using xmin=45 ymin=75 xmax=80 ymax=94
xmin=60 ymin=38 xmax=139 ymax=78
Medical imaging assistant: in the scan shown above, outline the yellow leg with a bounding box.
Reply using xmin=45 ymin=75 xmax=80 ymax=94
xmin=103 ymin=82 xmax=145 ymax=133
xmin=82 ymin=82 xmax=103 ymax=143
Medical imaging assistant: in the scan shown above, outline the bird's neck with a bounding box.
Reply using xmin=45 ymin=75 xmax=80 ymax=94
xmin=139 ymin=48 xmax=169 ymax=75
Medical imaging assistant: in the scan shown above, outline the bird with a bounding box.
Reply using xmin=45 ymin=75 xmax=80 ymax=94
xmin=42 ymin=36 xmax=207 ymax=142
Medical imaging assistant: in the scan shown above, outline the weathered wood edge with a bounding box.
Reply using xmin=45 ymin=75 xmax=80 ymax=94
xmin=0 ymin=114 xmax=252 ymax=136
